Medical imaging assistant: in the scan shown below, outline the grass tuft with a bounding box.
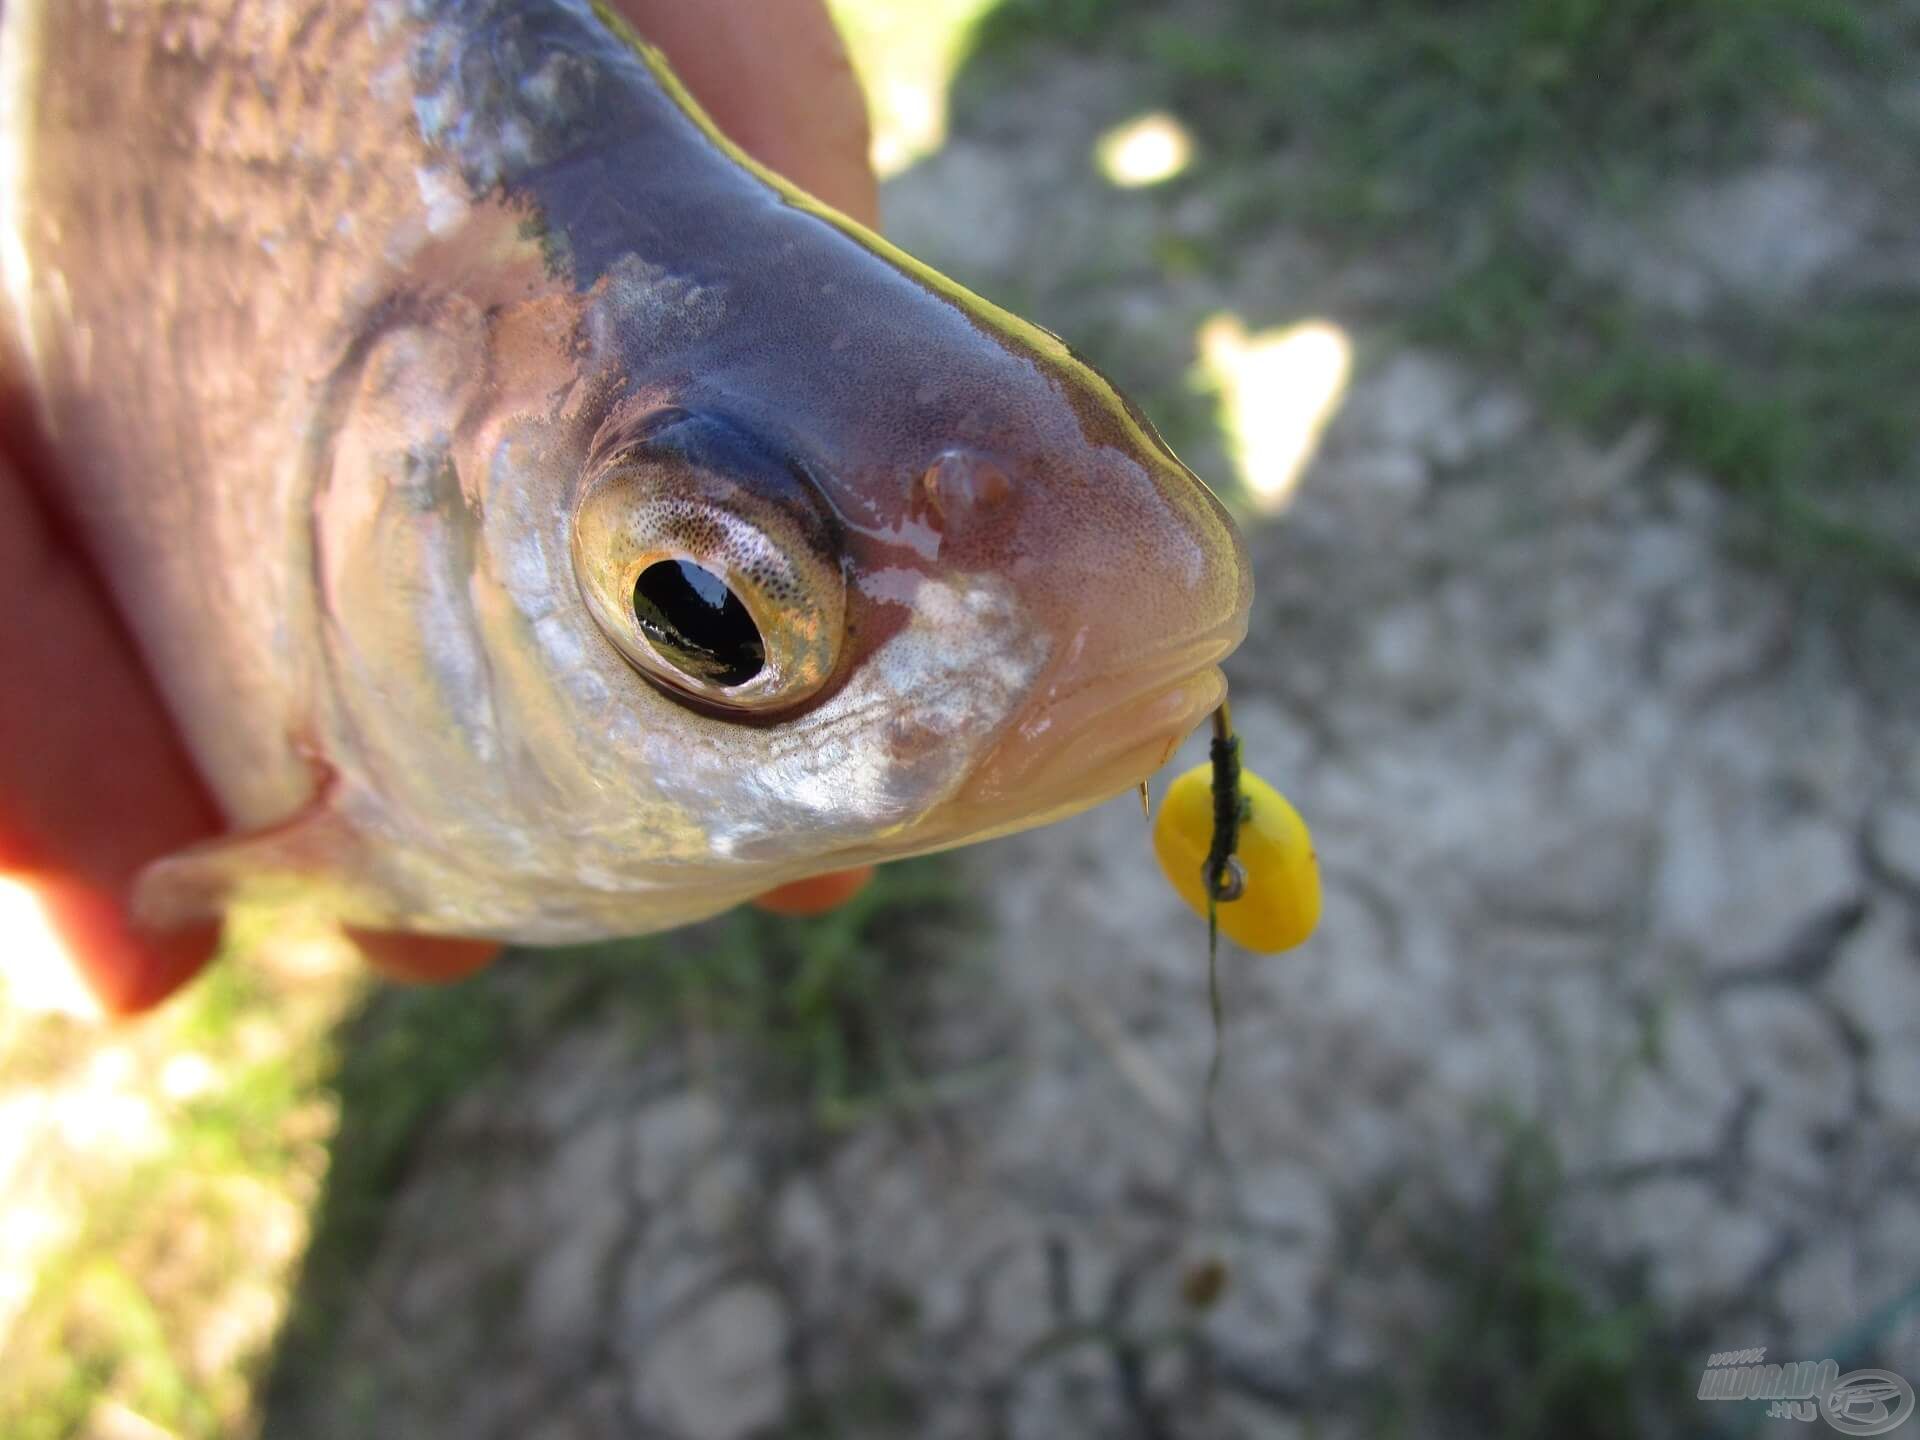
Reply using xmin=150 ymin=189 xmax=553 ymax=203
xmin=1377 ymin=1119 xmax=1695 ymax=1440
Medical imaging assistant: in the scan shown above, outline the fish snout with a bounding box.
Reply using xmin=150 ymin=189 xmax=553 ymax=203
xmin=955 ymin=444 xmax=1252 ymax=822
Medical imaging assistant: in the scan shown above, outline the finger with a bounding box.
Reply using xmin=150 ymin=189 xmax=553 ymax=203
xmin=752 ymin=865 xmax=876 ymax=917
xmin=613 ymin=0 xmax=879 ymax=228
xmin=346 ymin=927 xmax=501 ymax=986
xmin=0 ymin=399 xmax=226 ymax=1016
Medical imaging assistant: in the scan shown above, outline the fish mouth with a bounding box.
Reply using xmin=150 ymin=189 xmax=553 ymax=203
xmin=946 ymin=645 xmax=1232 ymax=839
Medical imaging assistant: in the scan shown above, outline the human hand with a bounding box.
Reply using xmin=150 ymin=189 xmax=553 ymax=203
xmin=0 ymin=0 xmax=877 ymax=1017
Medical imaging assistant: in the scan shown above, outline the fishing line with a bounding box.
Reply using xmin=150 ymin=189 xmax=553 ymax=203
xmin=1200 ymin=700 xmax=1248 ymax=1149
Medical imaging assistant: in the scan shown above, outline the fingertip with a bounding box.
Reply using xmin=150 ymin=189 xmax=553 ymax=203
xmin=752 ymin=865 xmax=876 ymax=917
xmin=1 ymin=385 xmax=228 ymax=1020
xmin=346 ymin=927 xmax=501 ymax=986
xmin=7 ymin=871 xmax=220 ymax=1017
xmin=612 ymin=0 xmax=880 ymax=228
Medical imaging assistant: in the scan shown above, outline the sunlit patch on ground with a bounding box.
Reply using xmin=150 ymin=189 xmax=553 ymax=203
xmin=0 ymin=876 xmax=102 ymax=1020
xmin=0 ymin=917 xmax=362 ymax=1438
xmin=828 ymin=0 xmax=1000 ymax=177
xmin=1094 ymin=111 xmax=1194 ymax=188
xmin=1196 ymin=315 xmax=1352 ymax=514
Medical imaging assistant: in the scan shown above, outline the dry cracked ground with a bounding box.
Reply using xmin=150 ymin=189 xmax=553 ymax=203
xmin=260 ymin=22 xmax=1920 ymax=1440
xmin=9 ymin=5 xmax=1920 ymax=1439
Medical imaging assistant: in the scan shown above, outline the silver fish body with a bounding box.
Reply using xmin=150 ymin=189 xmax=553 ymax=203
xmin=1 ymin=0 xmax=1251 ymax=942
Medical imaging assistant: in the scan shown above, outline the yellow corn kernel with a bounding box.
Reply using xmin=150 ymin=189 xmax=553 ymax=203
xmin=1153 ymin=763 xmax=1320 ymax=953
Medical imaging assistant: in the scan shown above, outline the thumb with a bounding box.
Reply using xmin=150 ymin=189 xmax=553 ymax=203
xmin=0 ymin=393 xmax=225 ymax=1016
xmin=613 ymin=0 xmax=879 ymax=229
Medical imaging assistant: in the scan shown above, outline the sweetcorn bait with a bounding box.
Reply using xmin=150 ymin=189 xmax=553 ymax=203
xmin=1153 ymin=759 xmax=1320 ymax=954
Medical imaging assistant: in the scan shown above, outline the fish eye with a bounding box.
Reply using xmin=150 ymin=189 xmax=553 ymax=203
xmin=632 ymin=559 xmax=766 ymax=689
xmin=571 ymin=409 xmax=844 ymax=716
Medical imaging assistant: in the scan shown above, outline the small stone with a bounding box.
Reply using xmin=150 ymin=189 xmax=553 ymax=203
xmin=1212 ymin=1393 xmax=1313 ymax=1440
xmin=1623 ymin=522 xmax=1703 ymax=591
xmin=519 ymin=1379 xmax=625 ymax=1440
xmin=1870 ymin=801 xmax=1920 ymax=889
xmin=1865 ymin=1198 xmax=1920 ymax=1304
xmin=523 ymin=1121 xmax=631 ymax=1348
xmin=772 ymin=1179 xmax=835 ymax=1276
xmin=632 ymin=1090 xmax=726 ymax=1204
xmin=1364 ymin=603 xmax=1449 ymax=694
xmin=979 ymin=1241 xmax=1053 ymax=1362
xmin=1718 ymin=990 xmax=1854 ymax=1137
xmin=1869 ymin=1045 xmax=1920 ymax=1127
xmin=1237 ymin=1162 xmax=1333 ymax=1241
xmin=1651 ymin=1000 xmax=1739 ymax=1108
xmin=617 ymin=1232 xmax=720 ymax=1338
xmin=1669 ymin=165 xmax=1865 ymax=299
xmin=541 ymin=1115 xmax=627 ymax=1225
xmin=636 ymin=1284 xmax=790 ymax=1440
xmin=1612 ymin=1182 xmax=1773 ymax=1310
xmin=524 ymin=1214 xmax=626 ymax=1350
xmin=687 ymin=1152 xmax=756 ymax=1239
xmin=1825 ymin=907 xmax=1920 ymax=1052
xmin=1612 ymin=1068 xmax=1727 ymax=1165
xmin=1362 ymin=352 xmax=1471 ymax=457
xmin=1007 ymin=1342 xmax=1126 ymax=1440
xmin=527 ymin=1032 xmax=623 ymax=1133
xmin=1473 ymin=821 xmax=1648 ymax=930
xmin=1659 ymin=798 xmax=1857 ymax=959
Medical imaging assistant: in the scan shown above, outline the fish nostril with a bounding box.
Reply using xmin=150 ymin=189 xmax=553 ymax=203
xmin=912 ymin=450 xmax=1014 ymax=535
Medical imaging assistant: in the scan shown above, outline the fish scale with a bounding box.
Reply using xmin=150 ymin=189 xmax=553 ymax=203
xmin=8 ymin=0 xmax=437 ymax=824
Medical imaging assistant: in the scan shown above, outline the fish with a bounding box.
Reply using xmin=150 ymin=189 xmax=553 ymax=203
xmin=0 ymin=0 xmax=1251 ymax=945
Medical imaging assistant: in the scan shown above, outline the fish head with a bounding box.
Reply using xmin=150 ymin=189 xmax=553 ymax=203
xmin=305 ymin=60 xmax=1250 ymax=938
xmin=537 ymin=207 xmax=1251 ymax=881
xmin=69 ymin=1 xmax=1250 ymax=946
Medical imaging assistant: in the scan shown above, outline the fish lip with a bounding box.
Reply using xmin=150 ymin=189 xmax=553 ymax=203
xmin=958 ymin=640 xmax=1236 ymax=818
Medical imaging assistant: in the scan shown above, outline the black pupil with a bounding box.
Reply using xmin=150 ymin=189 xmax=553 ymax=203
xmin=632 ymin=560 xmax=765 ymax=688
